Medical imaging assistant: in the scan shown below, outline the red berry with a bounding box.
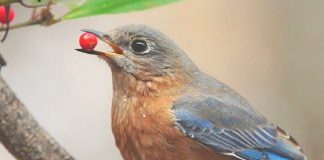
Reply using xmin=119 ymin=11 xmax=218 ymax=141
xmin=0 ymin=6 xmax=15 ymax=24
xmin=79 ymin=33 xmax=98 ymax=51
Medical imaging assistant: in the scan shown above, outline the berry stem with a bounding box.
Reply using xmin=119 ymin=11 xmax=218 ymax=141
xmin=0 ymin=18 xmax=60 ymax=32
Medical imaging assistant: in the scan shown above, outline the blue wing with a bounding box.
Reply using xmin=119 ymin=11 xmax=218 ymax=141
xmin=173 ymin=95 xmax=306 ymax=160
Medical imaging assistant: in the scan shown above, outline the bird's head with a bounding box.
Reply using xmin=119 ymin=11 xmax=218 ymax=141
xmin=77 ymin=25 xmax=198 ymax=92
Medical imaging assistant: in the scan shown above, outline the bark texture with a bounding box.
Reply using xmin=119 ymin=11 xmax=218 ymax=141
xmin=0 ymin=76 xmax=75 ymax=160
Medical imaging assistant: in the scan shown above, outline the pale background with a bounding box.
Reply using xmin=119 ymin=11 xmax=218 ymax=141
xmin=0 ymin=0 xmax=323 ymax=159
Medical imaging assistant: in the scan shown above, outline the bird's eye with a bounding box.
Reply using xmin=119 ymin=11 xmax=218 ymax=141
xmin=130 ymin=40 xmax=150 ymax=55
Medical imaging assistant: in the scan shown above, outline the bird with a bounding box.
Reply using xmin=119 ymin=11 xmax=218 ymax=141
xmin=76 ymin=25 xmax=307 ymax=160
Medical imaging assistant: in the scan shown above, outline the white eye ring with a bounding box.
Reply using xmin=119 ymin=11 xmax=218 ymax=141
xmin=130 ymin=39 xmax=152 ymax=55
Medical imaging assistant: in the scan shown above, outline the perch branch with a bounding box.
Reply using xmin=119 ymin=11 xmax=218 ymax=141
xmin=0 ymin=76 xmax=75 ymax=160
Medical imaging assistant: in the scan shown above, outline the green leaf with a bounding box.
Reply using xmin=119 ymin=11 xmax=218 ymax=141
xmin=62 ymin=0 xmax=179 ymax=20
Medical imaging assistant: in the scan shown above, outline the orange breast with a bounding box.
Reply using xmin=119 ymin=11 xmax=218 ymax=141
xmin=108 ymin=69 xmax=235 ymax=160
xmin=111 ymin=93 xmax=235 ymax=160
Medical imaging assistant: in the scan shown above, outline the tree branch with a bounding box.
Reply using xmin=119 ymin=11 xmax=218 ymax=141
xmin=0 ymin=76 xmax=75 ymax=160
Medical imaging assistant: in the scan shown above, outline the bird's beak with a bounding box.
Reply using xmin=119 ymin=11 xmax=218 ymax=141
xmin=75 ymin=29 xmax=123 ymax=58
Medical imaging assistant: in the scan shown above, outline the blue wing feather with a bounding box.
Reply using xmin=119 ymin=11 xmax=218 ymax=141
xmin=175 ymin=108 xmax=277 ymax=152
xmin=173 ymin=96 xmax=306 ymax=160
xmin=236 ymin=149 xmax=290 ymax=160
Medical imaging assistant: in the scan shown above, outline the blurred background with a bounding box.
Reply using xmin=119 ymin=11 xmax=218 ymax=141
xmin=0 ymin=0 xmax=323 ymax=159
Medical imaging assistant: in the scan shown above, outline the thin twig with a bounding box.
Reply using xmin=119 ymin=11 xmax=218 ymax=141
xmin=0 ymin=16 xmax=61 ymax=32
xmin=0 ymin=20 xmax=40 ymax=32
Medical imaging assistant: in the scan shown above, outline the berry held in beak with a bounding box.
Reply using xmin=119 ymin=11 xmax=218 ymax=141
xmin=79 ymin=32 xmax=98 ymax=51
xmin=76 ymin=29 xmax=123 ymax=58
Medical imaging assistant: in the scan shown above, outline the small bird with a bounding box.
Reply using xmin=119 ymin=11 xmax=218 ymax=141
xmin=76 ymin=25 xmax=307 ymax=160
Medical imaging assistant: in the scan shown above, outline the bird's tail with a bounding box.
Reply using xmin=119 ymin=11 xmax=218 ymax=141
xmin=236 ymin=127 xmax=307 ymax=160
xmin=267 ymin=127 xmax=307 ymax=160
